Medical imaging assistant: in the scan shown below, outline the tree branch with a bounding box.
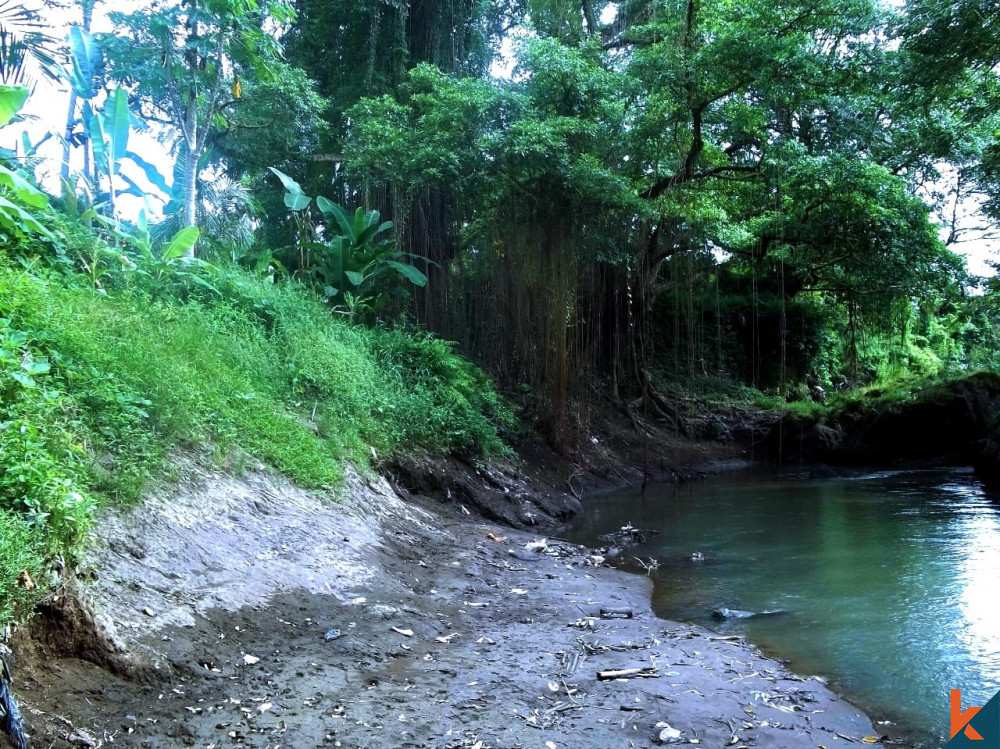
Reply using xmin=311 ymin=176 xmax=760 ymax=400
xmin=642 ymin=162 xmax=762 ymax=200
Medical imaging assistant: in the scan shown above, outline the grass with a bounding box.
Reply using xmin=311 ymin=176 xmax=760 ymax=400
xmin=0 ymin=261 xmax=515 ymax=624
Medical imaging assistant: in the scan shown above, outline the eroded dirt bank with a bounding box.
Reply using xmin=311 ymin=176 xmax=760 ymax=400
xmin=8 ymin=454 xmax=880 ymax=749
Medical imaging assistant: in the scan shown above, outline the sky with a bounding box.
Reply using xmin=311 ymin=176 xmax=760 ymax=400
xmin=5 ymin=0 xmax=1000 ymax=277
xmin=13 ymin=0 xmax=174 ymax=216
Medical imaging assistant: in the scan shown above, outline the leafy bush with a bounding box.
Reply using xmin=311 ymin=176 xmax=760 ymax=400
xmin=268 ymin=168 xmax=429 ymax=321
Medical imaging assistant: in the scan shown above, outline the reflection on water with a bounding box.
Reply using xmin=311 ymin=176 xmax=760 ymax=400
xmin=567 ymin=469 xmax=1000 ymax=747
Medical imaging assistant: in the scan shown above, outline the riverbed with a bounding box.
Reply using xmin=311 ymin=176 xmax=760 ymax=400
xmin=14 ymin=457 xmax=877 ymax=748
xmin=568 ymin=467 xmax=1000 ymax=747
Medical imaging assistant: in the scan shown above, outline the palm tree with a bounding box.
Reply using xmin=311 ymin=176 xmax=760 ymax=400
xmin=0 ymin=0 xmax=57 ymax=87
xmin=154 ymin=169 xmax=262 ymax=262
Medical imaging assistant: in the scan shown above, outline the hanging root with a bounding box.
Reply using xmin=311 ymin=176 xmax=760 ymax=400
xmin=0 ymin=656 xmax=28 ymax=749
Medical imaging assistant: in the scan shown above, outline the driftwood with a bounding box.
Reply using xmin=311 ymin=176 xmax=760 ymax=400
xmin=599 ymin=607 xmax=633 ymax=619
xmin=597 ymin=666 xmax=660 ymax=681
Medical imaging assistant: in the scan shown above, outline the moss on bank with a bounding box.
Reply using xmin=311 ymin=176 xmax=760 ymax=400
xmin=0 ymin=263 xmax=514 ymax=624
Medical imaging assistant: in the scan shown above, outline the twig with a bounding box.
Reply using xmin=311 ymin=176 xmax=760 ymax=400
xmin=567 ymin=468 xmax=583 ymax=499
xmin=609 ymin=462 xmax=633 ymax=488
xmin=634 ymin=557 xmax=660 ymax=575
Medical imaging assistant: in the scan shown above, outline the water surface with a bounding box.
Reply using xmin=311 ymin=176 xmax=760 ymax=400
xmin=568 ymin=469 xmax=1000 ymax=746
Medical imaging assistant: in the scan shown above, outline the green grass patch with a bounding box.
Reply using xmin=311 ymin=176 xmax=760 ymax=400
xmin=0 ymin=262 xmax=515 ymax=627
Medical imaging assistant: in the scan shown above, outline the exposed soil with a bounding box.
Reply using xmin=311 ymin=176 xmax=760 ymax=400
xmin=762 ymin=372 xmax=1000 ymax=476
xmin=0 ymin=432 xmax=888 ymax=749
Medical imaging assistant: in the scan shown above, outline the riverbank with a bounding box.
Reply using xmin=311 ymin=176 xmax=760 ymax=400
xmin=7 ymin=449 xmax=882 ymax=748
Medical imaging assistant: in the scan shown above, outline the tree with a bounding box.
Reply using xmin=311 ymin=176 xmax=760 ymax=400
xmin=58 ymin=1 xmax=100 ymax=181
xmin=0 ymin=0 xmax=57 ymax=87
xmin=101 ymin=0 xmax=301 ymax=255
xmin=896 ymin=0 xmax=1000 ymax=249
xmin=283 ymin=0 xmax=508 ymax=329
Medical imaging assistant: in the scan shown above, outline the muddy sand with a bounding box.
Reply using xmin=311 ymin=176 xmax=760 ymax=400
xmin=10 ymin=458 xmax=881 ymax=748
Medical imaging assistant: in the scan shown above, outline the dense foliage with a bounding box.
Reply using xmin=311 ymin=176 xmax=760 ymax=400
xmin=3 ymin=0 xmax=1000 ymax=620
xmin=0 ymin=83 xmax=514 ymax=622
xmin=308 ymin=0 xmax=1000 ymax=436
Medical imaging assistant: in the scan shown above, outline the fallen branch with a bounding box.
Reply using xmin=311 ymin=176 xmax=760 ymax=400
xmin=599 ymin=607 xmax=633 ymax=619
xmin=596 ymin=667 xmax=660 ymax=680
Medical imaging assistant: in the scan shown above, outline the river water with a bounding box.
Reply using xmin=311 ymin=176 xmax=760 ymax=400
xmin=567 ymin=468 xmax=1000 ymax=746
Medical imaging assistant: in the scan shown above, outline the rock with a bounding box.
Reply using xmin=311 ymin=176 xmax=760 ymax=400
xmin=598 ymin=524 xmax=657 ymax=549
xmin=712 ymin=607 xmax=787 ymax=621
xmin=712 ymin=607 xmax=755 ymax=620
xmin=655 ymin=722 xmax=682 ymax=743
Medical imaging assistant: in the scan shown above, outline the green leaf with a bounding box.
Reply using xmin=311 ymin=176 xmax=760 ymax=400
xmin=67 ymin=27 xmax=102 ymax=99
xmin=269 ymin=167 xmax=312 ymax=211
xmin=103 ymin=87 xmax=131 ymax=167
xmin=87 ymin=102 xmax=107 ymax=169
xmin=186 ymin=273 xmax=221 ymax=295
xmin=21 ymin=358 xmax=50 ymax=375
xmin=0 ymin=86 xmax=29 ymax=127
xmin=269 ymin=167 xmax=304 ymax=195
xmin=0 ymin=195 xmax=53 ymax=238
xmin=162 ymin=226 xmax=201 ymax=260
xmin=387 ymin=260 xmax=428 ymax=287
xmin=354 ymin=208 xmax=369 ymax=237
xmin=317 ymin=196 xmax=354 ymax=238
xmin=9 ymin=371 xmax=35 ymax=389
xmin=284 ymin=192 xmax=311 ymax=211
xmin=0 ymin=165 xmax=48 ymax=209
xmin=123 ymin=152 xmax=171 ymax=196
xmin=345 ymin=270 xmax=365 ymax=286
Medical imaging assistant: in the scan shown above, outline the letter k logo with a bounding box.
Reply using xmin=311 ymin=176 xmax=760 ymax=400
xmin=953 ymin=690 xmax=985 ymax=741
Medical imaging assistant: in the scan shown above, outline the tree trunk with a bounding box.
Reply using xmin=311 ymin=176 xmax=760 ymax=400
xmin=61 ymin=89 xmax=78 ymax=182
xmin=182 ymin=143 xmax=199 ymax=256
xmin=181 ymin=92 xmax=200 ymax=256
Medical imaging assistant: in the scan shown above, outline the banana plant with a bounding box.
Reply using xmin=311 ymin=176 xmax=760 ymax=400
xmin=87 ymin=208 xmax=217 ymax=298
xmin=0 ymin=85 xmax=51 ymax=239
xmin=88 ymin=86 xmax=129 ymax=217
xmin=269 ymin=167 xmax=429 ymax=320
xmin=0 ymin=83 xmax=27 ymax=126
xmin=61 ymin=25 xmax=102 ymax=181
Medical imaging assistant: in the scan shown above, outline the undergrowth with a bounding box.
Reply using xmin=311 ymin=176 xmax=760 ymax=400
xmin=0 ymin=260 xmax=515 ymax=623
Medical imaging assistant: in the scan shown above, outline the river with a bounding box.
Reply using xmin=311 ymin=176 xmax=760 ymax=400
xmin=568 ymin=468 xmax=1000 ymax=747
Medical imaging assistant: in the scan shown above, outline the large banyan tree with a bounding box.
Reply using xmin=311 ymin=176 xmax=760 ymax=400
xmin=276 ymin=0 xmax=983 ymax=447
